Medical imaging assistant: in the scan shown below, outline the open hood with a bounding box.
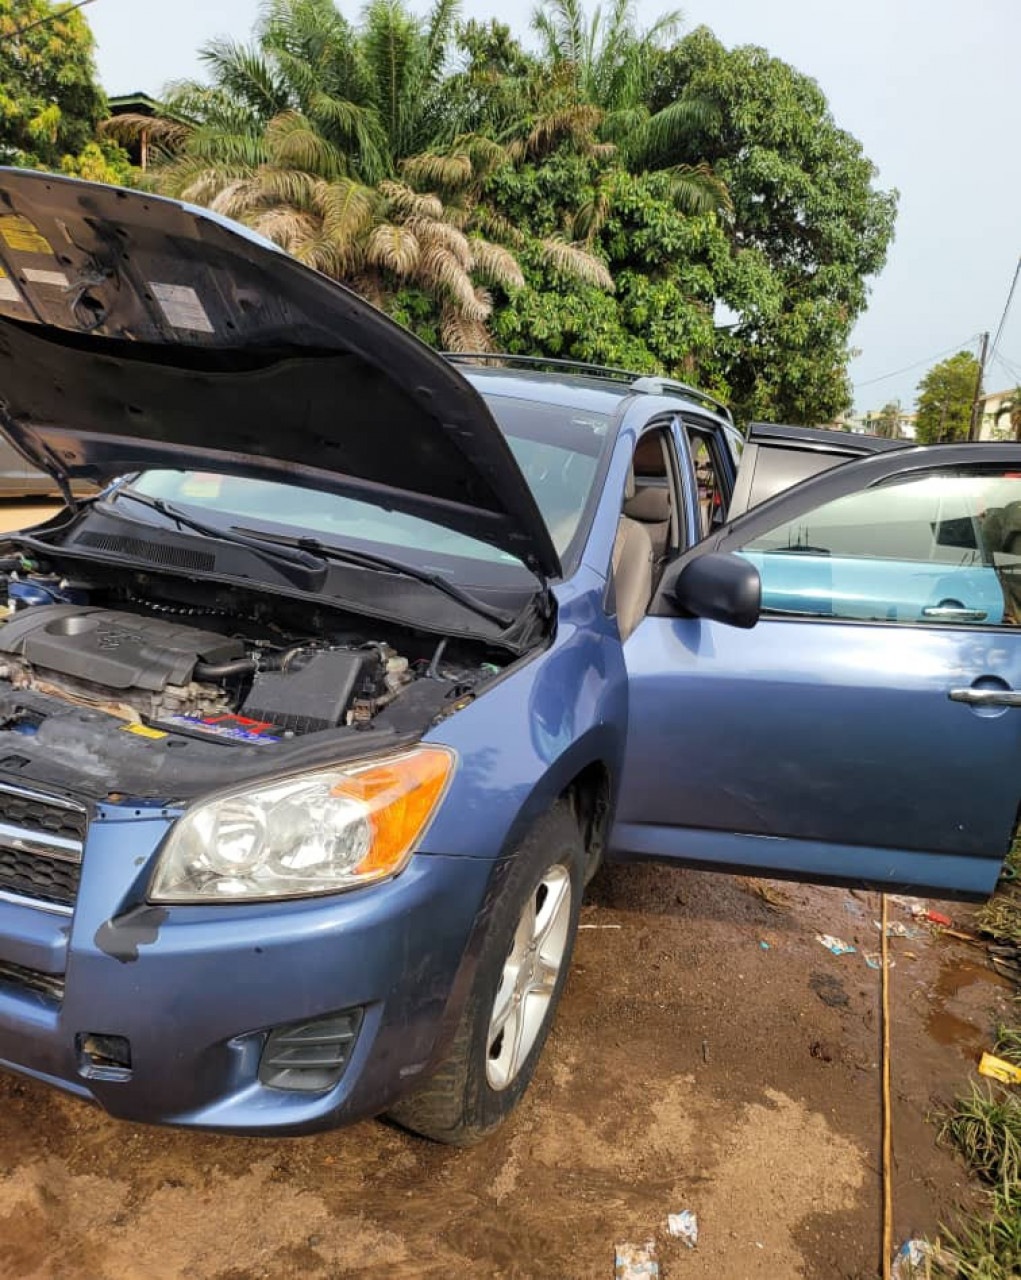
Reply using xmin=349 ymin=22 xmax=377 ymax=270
xmin=0 ymin=169 xmax=560 ymax=579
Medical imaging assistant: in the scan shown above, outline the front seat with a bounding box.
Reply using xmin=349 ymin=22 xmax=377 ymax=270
xmin=612 ymin=473 xmax=655 ymax=642
xmin=623 ymin=485 xmax=672 ymax=560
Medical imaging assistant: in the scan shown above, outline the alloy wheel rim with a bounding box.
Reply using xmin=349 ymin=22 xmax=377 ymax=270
xmin=486 ymin=863 xmax=572 ymax=1091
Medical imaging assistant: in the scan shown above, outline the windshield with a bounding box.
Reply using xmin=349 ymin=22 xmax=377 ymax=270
xmin=127 ymin=392 xmax=613 ymax=583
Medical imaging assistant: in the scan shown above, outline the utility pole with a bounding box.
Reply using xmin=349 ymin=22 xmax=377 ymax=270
xmin=968 ymin=330 xmax=989 ymax=441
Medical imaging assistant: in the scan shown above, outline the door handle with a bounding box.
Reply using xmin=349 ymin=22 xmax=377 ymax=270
xmin=922 ymin=605 xmax=988 ymax=621
xmin=949 ymin=688 xmax=1021 ymax=708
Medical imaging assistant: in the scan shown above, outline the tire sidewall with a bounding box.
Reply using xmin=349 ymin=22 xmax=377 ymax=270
xmin=461 ymin=802 xmax=586 ymax=1134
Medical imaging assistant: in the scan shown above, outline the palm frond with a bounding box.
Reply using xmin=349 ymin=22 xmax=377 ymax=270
xmin=199 ymin=38 xmax=287 ymax=119
xmin=541 ymin=237 xmax=614 ymax=289
xmin=440 ymin=303 xmax=493 ymax=353
xmin=401 ymin=150 xmax=473 ymax=190
xmin=424 ymin=0 xmax=460 ymax=78
xmin=366 ymin=222 xmax=422 ymax=276
xmin=379 ymin=180 xmax=444 ymax=221
xmin=469 ymin=238 xmax=525 ymax=290
xmin=631 ymin=96 xmax=720 ymax=166
xmin=101 ymin=112 xmax=192 ymax=150
xmin=249 ymin=205 xmax=320 ymax=252
xmin=407 ymin=217 xmax=472 ymax=269
xmin=264 ymin=110 xmax=347 ymax=178
xmin=663 ymin=163 xmax=733 ymax=216
xmin=319 ymin=178 xmax=379 ymax=246
xmin=526 ymin=103 xmax=603 ymax=156
xmin=472 ymin=207 xmax=527 ymax=249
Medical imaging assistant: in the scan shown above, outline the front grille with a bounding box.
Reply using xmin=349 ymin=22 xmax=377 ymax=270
xmin=0 ymin=959 xmax=65 ymax=1003
xmin=0 ymin=844 xmax=80 ymax=908
xmin=0 ymin=789 xmax=87 ymax=842
xmin=0 ymin=784 xmax=86 ymax=911
xmin=75 ymin=531 xmax=217 ymax=573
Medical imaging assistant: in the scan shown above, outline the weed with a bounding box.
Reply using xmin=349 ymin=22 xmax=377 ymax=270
xmin=939 ymin=1084 xmax=1021 ymax=1191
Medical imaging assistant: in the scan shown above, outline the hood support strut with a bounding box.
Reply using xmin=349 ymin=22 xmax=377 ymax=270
xmin=0 ymin=403 xmax=78 ymax=514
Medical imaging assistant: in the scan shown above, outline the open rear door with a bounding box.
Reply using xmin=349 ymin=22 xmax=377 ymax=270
xmin=728 ymin=423 xmax=911 ymax=518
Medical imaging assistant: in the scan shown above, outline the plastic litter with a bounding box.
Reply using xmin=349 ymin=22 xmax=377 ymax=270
xmin=890 ymin=895 xmax=927 ymax=915
xmin=615 ymin=1241 xmax=659 ymax=1278
xmin=667 ymin=1211 xmax=698 ymax=1248
xmin=874 ymin=920 xmax=922 ymax=940
xmin=891 ymin=1238 xmax=933 ymax=1279
xmin=978 ymin=1052 xmax=1021 ymax=1085
xmin=759 ymin=940 xmax=770 ymax=950
xmin=578 ymin=924 xmax=623 ymax=930
xmin=863 ymin=951 xmax=895 ymax=970
xmin=925 ymin=909 xmax=952 ymax=927
xmin=816 ymin=934 xmax=856 ymax=956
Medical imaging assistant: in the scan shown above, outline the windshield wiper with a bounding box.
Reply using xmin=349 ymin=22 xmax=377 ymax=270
xmin=106 ymin=488 xmax=329 ymax=592
xmin=229 ymin=526 xmax=516 ymax=629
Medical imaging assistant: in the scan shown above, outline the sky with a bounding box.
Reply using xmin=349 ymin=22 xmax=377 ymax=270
xmin=86 ymin=0 xmax=1021 ymax=413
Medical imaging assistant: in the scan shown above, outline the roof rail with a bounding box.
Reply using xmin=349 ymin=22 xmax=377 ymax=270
xmin=629 ymin=377 xmax=734 ymax=425
xmin=443 ymin=353 xmax=733 ymax=425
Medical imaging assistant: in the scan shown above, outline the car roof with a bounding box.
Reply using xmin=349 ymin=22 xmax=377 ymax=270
xmin=450 ymin=355 xmax=734 ymax=425
xmin=462 ymin=365 xmax=636 ymax=416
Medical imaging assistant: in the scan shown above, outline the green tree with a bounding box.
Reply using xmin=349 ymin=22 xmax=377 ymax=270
xmin=110 ymin=0 xmax=610 ymax=348
xmin=875 ymin=401 xmax=901 ymax=439
xmin=0 ymin=0 xmax=113 ymax=170
xmin=914 ymin=352 xmax=981 ymax=444
xmin=649 ymin=29 xmax=897 ymax=423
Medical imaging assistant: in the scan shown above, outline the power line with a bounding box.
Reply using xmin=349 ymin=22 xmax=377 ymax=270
xmin=0 ymin=0 xmax=97 ymax=46
xmin=989 ymin=256 xmax=1021 ymax=365
xmin=853 ymin=335 xmax=981 ymax=390
xmin=990 ymin=349 xmax=1021 ymax=387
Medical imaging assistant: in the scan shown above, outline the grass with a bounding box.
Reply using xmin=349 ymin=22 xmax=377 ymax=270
xmin=993 ymin=1024 xmax=1021 ymax=1067
xmin=939 ymin=1085 xmax=1021 ymax=1192
xmin=929 ymin=842 xmax=1021 ymax=1278
xmin=932 ymin=1186 xmax=1021 ymax=1279
xmin=974 ymin=839 xmax=1021 ymax=948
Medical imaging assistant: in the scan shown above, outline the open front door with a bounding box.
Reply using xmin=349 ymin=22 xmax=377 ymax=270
xmin=612 ymin=444 xmax=1021 ymax=899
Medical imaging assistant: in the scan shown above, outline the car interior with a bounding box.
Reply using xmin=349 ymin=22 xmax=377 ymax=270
xmin=611 ymin=429 xmax=677 ymax=640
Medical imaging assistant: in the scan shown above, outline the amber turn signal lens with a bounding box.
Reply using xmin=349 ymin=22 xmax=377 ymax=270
xmin=331 ymin=747 xmax=454 ymax=878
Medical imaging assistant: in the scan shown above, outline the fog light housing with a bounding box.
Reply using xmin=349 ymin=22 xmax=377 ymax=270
xmin=259 ymin=1008 xmax=363 ymax=1092
xmin=77 ymin=1032 xmax=132 ymax=1081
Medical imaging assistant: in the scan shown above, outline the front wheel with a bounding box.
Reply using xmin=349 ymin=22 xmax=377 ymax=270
xmin=387 ymin=802 xmax=585 ymax=1145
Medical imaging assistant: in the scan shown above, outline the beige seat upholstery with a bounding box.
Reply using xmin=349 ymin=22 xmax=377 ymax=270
xmin=624 ymin=485 xmax=672 ymax=560
xmin=612 ymin=473 xmax=655 ymax=641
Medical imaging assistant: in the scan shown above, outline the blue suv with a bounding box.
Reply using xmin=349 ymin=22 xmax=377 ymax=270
xmin=0 ymin=170 xmax=1017 ymax=1144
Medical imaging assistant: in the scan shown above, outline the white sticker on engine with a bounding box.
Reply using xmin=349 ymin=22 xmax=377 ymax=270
xmin=0 ymin=271 xmax=19 ymax=303
xmin=22 ymin=267 xmax=69 ymax=287
xmin=150 ymin=282 xmax=215 ymax=333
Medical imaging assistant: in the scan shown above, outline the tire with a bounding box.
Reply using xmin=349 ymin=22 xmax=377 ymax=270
xmin=387 ymin=801 xmax=586 ymax=1146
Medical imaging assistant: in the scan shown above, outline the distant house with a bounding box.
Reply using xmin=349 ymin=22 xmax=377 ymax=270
xmin=978 ymin=388 xmax=1020 ymax=440
xmin=837 ymin=408 xmax=917 ymax=440
xmin=107 ymin=93 xmax=162 ymax=170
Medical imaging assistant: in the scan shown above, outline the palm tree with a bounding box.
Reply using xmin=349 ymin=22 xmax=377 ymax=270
xmin=106 ymin=0 xmax=612 ymax=348
xmin=523 ymin=0 xmax=729 ymax=224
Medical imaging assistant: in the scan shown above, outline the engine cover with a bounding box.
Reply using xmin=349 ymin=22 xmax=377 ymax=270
xmin=0 ymin=605 xmax=243 ymax=691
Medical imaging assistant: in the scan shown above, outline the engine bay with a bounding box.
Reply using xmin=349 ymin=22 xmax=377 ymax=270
xmin=0 ymin=558 xmax=511 ymax=798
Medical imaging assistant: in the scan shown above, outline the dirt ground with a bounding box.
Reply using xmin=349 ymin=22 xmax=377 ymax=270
xmin=0 ymin=498 xmax=1012 ymax=1277
xmin=0 ymin=863 xmax=1012 ymax=1280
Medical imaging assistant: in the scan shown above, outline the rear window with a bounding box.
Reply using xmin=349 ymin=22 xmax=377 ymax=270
xmin=745 ymin=447 xmax=845 ymax=510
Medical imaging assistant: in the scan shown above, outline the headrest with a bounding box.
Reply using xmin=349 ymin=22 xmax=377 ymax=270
xmin=624 ymin=486 xmax=671 ymax=524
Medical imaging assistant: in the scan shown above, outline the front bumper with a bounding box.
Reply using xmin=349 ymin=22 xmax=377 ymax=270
xmin=0 ymin=812 xmax=496 ymax=1134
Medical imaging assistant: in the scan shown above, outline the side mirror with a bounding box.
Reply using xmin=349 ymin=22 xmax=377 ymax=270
xmin=673 ymin=552 xmax=761 ymax=629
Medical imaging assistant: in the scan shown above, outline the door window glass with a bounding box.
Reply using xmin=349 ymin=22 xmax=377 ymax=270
xmin=739 ymin=469 xmax=1021 ymax=625
xmin=687 ymin=432 xmax=724 ymax=537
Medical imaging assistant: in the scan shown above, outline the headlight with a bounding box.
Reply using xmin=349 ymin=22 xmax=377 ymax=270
xmin=149 ymin=746 xmax=454 ymax=903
